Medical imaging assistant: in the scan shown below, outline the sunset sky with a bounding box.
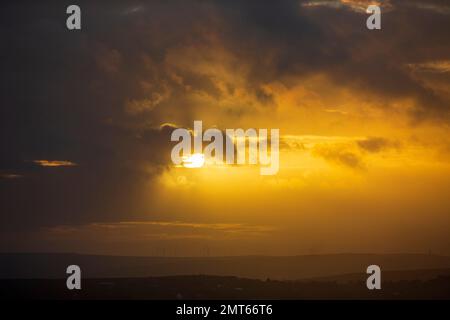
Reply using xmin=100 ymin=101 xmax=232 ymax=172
xmin=1 ymin=0 xmax=450 ymax=256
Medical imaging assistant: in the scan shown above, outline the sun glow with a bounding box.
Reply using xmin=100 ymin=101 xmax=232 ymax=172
xmin=182 ymin=153 xmax=205 ymax=168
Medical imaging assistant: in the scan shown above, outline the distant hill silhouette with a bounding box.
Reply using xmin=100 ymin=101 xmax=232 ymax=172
xmin=1 ymin=274 xmax=450 ymax=299
xmin=303 ymin=268 xmax=450 ymax=283
xmin=2 ymin=253 xmax=450 ymax=280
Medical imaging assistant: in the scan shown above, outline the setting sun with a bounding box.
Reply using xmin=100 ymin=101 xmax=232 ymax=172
xmin=181 ymin=153 xmax=205 ymax=168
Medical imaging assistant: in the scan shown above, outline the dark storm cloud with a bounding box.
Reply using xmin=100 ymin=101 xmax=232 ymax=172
xmin=1 ymin=0 xmax=449 ymax=231
xmin=214 ymin=0 xmax=450 ymax=121
xmin=0 ymin=1 xmax=181 ymax=230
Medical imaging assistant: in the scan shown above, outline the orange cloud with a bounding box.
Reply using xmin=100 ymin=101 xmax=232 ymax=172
xmin=44 ymin=220 xmax=275 ymax=242
xmin=33 ymin=160 xmax=77 ymax=167
xmin=0 ymin=173 xmax=23 ymax=179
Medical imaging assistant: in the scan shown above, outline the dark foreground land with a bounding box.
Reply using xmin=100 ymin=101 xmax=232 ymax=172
xmin=2 ymin=253 xmax=450 ymax=299
xmin=1 ymin=273 xmax=450 ymax=300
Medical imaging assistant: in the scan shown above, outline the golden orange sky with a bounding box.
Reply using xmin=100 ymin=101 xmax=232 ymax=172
xmin=1 ymin=0 xmax=450 ymax=256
